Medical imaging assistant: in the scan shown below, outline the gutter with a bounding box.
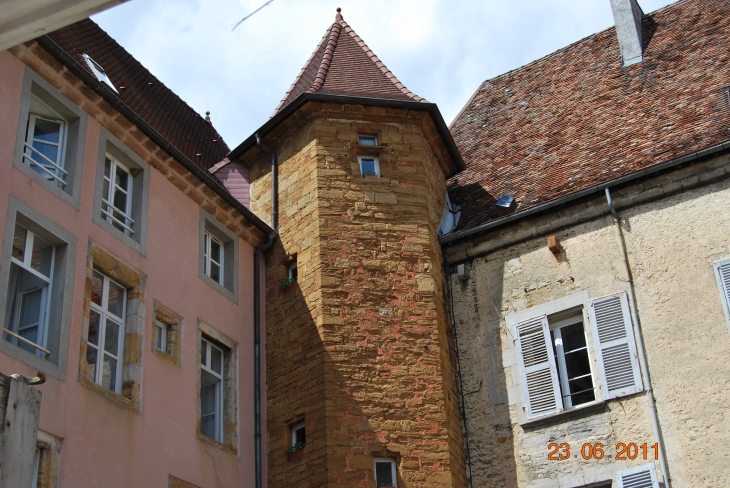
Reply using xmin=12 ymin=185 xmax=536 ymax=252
xmin=440 ymin=139 xmax=730 ymax=245
xmin=35 ymin=35 xmax=273 ymax=240
xmin=226 ymin=92 xmax=466 ymax=178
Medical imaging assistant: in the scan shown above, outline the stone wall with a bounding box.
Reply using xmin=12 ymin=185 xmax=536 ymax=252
xmin=443 ymin=151 xmax=730 ymax=487
xmin=247 ymin=102 xmax=467 ymax=487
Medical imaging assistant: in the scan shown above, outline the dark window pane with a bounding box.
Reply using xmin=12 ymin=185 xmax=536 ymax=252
xmin=31 ymin=141 xmax=59 ymax=165
xmin=30 ymin=235 xmax=53 ymax=277
xmin=210 ymin=239 xmax=221 ymax=263
xmin=13 ymin=225 xmax=26 ymax=261
xmin=103 ymin=320 xmax=119 ymax=355
xmin=210 ymin=263 xmax=220 ymax=283
xmin=102 ymin=354 xmax=117 ymax=391
xmin=201 ymin=340 xmax=208 ymax=365
xmin=563 ymin=349 xmax=592 ymax=380
xmin=294 ymin=426 xmax=306 ymax=445
xmin=201 ymin=415 xmax=216 ymax=439
xmin=361 ymin=160 xmax=376 ymax=175
xmin=104 ymin=157 xmax=112 ymax=178
xmin=211 ymin=346 xmax=223 ymax=375
xmin=569 ymin=375 xmax=595 ymax=405
xmin=375 ymin=461 xmax=394 ymax=485
xmin=91 ymin=272 xmax=103 ymax=306
xmin=115 ymin=167 xmax=128 ymax=191
xmin=561 ymin=322 xmax=587 ymax=351
xmin=107 ymin=281 xmax=125 ymax=319
xmin=88 ymin=311 xmax=101 ymax=346
xmin=33 ymin=119 xmax=60 ymax=143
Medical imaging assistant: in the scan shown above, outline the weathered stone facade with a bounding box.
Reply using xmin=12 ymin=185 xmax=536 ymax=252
xmin=243 ymin=101 xmax=467 ymax=487
xmin=444 ymin=151 xmax=730 ymax=487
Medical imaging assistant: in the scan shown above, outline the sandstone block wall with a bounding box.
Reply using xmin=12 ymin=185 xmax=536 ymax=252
xmin=444 ymin=152 xmax=730 ymax=487
xmin=247 ymin=102 xmax=466 ymax=487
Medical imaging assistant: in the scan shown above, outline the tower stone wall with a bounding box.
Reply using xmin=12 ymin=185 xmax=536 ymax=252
xmin=244 ymin=101 xmax=467 ymax=487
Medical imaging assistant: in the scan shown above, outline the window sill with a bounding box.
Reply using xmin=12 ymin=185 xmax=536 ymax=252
xmin=152 ymin=347 xmax=180 ymax=367
xmin=196 ymin=430 xmax=238 ymax=457
xmin=521 ymin=400 xmax=607 ymax=430
xmin=78 ymin=375 xmax=140 ymax=412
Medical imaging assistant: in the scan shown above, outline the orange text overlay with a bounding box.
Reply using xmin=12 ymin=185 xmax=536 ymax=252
xmin=548 ymin=442 xmax=659 ymax=461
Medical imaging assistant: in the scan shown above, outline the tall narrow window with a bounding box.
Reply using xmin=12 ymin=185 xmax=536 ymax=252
xmin=291 ymin=421 xmax=305 ymax=449
xmin=155 ymin=320 xmax=168 ymax=353
xmin=24 ymin=109 xmax=68 ymax=188
xmin=204 ymin=231 xmax=224 ymax=285
xmin=374 ymin=458 xmax=397 ymax=487
xmin=200 ymin=337 xmax=224 ymax=442
xmin=3 ymin=224 xmax=54 ymax=357
xmin=86 ymin=270 xmax=126 ymax=393
xmin=549 ymin=312 xmax=595 ymax=408
xmin=101 ymin=154 xmax=135 ymax=236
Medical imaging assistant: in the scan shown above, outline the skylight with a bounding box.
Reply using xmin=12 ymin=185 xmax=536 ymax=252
xmin=82 ymin=54 xmax=119 ymax=94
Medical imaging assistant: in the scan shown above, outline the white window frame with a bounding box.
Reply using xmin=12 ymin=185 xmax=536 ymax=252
xmin=616 ymin=463 xmax=659 ymax=488
xmin=155 ymin=320 xmax=168 ymax=353
xmin=374 ymin=457 xmax=397 ymax=487
xmin=87 ymin=271 xmax=126 ymax=394
xmin=23 ymin=111 xmax=68 ymax=188
xmin=4 ymin=225 xmax=54 ymax=357
xmin=200 ymin=337 xmax=224 ymax=443
xmin=358 ymin=155 xmax=380 ymax=178
xmin=550 ymin=312 xmax=596 ymax=409
xmin=204 ymin=231 xmax=224 ymax=285
xmin=287 ymin=261 xmax=297 ymax=281
xmin=101 ymin=154 xmax=135 ymax=236
xmin=512 ymin=292 xmax=643 ymax=421
xmin=358 ymin=134 xmax=378 ymax=146
xmin=713 ymin=257 xmax=730 ymax=333
xmin=291 ymin=420 xmax=305 ymax=447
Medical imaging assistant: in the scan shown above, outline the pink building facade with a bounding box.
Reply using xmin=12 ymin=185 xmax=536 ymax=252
xmin=0 ymin=20 xmax=270 ymax=488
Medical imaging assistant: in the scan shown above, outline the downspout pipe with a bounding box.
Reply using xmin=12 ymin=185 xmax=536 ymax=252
xmin=605 ymin=188 xmax=671 ymax=488
xmin=253 ymin=134 xmax=279 ymax=488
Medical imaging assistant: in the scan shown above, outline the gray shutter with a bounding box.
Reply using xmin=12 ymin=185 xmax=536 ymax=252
xmin=588 ymin=293 xmax=643 ymax=399
xmin=616 ymin=463 xmax=659 ymax=488
xmin=713 ymin=259 xmax=730 ymax=329
xmin=514 ymin=316 xmax=562 ymax=418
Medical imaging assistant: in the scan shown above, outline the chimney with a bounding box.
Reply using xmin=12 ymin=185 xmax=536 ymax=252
xmin=610 ymin=0 xmax=644 ymax=66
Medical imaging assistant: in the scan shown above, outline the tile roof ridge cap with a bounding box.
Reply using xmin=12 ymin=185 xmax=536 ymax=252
xmin=308 ymin=21 xmax=341 ymax=94
xmin=338 ymin=18 xmax=427 ymax=103
xmin=270 ymin=23 xmax=335 ymax=117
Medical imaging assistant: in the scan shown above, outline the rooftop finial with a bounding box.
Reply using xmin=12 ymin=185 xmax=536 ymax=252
xmin=205 ymin=111 xmax=211 ymax=123
xmin=336 ymin=7 xmax=342 ymax=20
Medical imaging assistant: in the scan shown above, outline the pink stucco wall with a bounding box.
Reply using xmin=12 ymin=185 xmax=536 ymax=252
xmin=0 ymin=51 xmax=266 ymax=487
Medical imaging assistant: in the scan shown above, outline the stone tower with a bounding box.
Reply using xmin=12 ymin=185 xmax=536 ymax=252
xmin=228 ymin=9 xmax=467 ymax=487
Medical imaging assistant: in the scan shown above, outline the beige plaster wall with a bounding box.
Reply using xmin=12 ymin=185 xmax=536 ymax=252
xmin=446 ymin=153 xmax=730 ymax=487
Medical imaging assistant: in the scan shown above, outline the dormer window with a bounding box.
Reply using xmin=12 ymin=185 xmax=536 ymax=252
xmin=358 ymin=134 xmax=378 ymax=146
xmin=358 ymin=156 xmax=380 ymax=178
xmin=82 ymin=54 xmax=119 ymax=94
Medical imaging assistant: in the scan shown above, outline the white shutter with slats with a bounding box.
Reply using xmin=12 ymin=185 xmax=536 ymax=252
xmin=616 ymin=463 xmax=659 ymax=488
xmin=713 ymin=258 xmax=730 ymax=331
xmin=587 ymin=293 xmax=643 ymax=400
xmin=514 ymin=315 xmax=562 ymax=419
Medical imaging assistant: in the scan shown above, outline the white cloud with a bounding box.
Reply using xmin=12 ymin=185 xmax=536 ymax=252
xmin=93 ymin=0 xmax=677 ymax=147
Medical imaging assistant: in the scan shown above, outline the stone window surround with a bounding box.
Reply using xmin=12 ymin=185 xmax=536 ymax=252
xmin=92 ymin=127 xmax=151 ymax=256
xmin=168 ymin=475 xmax=201 ymax=488
xmin=196 ymin=319 xmax=238 ymax=455
xmin=348 ymin=126 xmax=392 ymax=181
xmin=13 ymin=66 xmax=88 ymax=210
xmin=198 ymin=208 xmax=239 ymax=304
xmin=152 ymin=301 xmax=182 ymax=368
xmin=35 ymin=430 xmax=62 ymax=488
xmin=0 ymin=196 xmax=77 ymax=381
xmin=78 ymin=241 xmax=145 ymax=411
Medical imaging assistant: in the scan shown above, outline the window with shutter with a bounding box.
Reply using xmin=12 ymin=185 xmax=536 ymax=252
xmin=515 ymin=316 xmax=562 ymax=418
xmin=616 ymin=463 xmax=659 ymax=488
xmin=587 ymin=293 xmax=643 ymax=400
xmin=713 ymin=258 xmax=730 ymax=332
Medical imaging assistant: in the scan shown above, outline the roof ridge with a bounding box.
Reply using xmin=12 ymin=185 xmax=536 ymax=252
xmin=336 ymin=17 xmax=426 ymax=103
xmin=308 ymin=21 xmax=341 ymax=93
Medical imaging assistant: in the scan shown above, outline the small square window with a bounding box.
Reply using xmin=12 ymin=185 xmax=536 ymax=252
xmin=358 ymin=155 xmax=380 ymax=178
xmin=374 ymin=458 xmax=397 ymax=487
xmin=359 ymin=134 xmax=378 ymax=146
xmin=155 ymin=320 xmax=168 ymax=352
xmin=152 ymin=301 xmax=182 ymax=367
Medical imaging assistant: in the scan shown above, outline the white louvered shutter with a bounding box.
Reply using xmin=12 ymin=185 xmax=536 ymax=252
xmin=514 ymin=316 xmax=562 ymax=418
xmin=588 ymin=293 xmax=643 ymax=399
xmin=616 ymin=463 xmax=659 ymax=488
xmin=713 ymin=259 xmax=730 ymax=329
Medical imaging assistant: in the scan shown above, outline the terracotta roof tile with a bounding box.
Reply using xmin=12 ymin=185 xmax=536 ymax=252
xmin=448 ymin=0 xmax=730 ymax=232
xmin=272 ymin=8 xmax=427 ymax=116
xmin=46 ymin=19 xmax=230 ymax=171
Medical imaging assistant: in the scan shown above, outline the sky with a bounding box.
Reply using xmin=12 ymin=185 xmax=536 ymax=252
xmin=92 ymin=0 xmax=678 ymax=148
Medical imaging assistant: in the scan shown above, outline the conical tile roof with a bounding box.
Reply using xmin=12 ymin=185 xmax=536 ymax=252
xmin=272 ymin=8 xmax=427 ymax=116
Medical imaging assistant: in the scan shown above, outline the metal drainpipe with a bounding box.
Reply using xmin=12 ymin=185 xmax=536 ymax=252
xmin=253 ymin=134 xmax=279 ymax=488
xmin=443 ymin=261 xmax=474 ymax=488
xmin=604 ymin=188 xmax=671 ymax=488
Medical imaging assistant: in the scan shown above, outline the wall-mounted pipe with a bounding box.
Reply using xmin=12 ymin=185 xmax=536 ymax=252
xmin=252 ymin=133 xmax=279 ymax=488
xmin=605 ymin=188 xmax=671 ymax=488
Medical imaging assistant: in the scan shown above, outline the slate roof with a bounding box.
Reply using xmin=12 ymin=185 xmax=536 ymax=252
xmin=272 ymin=8 xmax=427 ymax=116
xmin=46 ymin=19 xmax=230 ymax=171
xmin=447 ymin=0 xmax=730 ymax=233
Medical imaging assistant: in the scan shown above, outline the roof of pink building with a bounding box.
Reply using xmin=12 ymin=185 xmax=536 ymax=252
xmin=447 ymin=0 xmax=730 ymax=233
xmin=272 ymin=8 xmax=427 ymax=116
